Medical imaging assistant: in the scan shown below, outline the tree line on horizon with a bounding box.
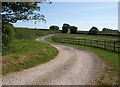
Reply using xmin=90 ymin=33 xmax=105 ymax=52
xmin=49 ymin=23 xmax=78 ymax=34
xmin=49 ymin=24 xmax=119 ymax=35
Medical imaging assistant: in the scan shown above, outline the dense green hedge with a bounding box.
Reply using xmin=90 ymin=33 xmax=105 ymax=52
xmin=2 ymin=23 xmax=60 ymax=46
xmin=14 ymin=28 xmax=60 ymax=39
xmin=2 ymin=23 xmax=15 ymax=46
xmin=2 ymin=24 xmax=60 ymax=55
xmin=50 ymin=25 xmax=59 ymax=30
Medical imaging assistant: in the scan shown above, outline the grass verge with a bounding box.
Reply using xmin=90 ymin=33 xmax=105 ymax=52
xmin=45 ymin=36 xmax=119 ymax=85
xmin=45 ymin=36 xmax=118 ymax=66
xmin=2 ymin=39 xmax=58 ymax=75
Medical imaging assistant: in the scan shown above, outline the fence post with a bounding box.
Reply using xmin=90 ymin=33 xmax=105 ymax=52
xmin=73 ymin=38 xmax=74 ymax=44
xmin=91 ymin=40 xmax=92 ymax=46
xmin=104 ymin=41 xmax=106 ymax=49
xmin=114 ymin=41 xmax=116 ymax=51
xmin=84 ymin=39 xmax=86 ymax=46
xmin=97 ymin=40 xmax=98 ymax=47
xmin=77 ymin=39 xmax=79 ymax=44
xmin=67 ymin=38 xmax=69 ymax=43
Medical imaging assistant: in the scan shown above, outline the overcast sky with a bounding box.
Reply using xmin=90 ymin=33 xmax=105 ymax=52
xmin=13 ymin=2 xmax=118 ymax=31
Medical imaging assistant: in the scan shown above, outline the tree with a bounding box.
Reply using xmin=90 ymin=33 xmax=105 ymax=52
xmin=2 ymin=23 xmax=15 ymax=46
xmin=2 ymin=2 xmax=46 ymax=23
xmin=102 ymin=28 xmax=112 ymax=32
xmin=102 ymin=28 xmax=107 ymax=31
xmin=102 ymin=28 xmax=119 ymax=34
xmin=62 ymin=23 xmax=70 ymax=33
xmin=88 ymin=26 xmax=99 ymax=35
xmin=70 ymin=26 xmax=77 ymax=34
xmin=50 ymin=25 xmax=59 ymax=30
xmin=2 ymin=2 xmax=48 ymax=46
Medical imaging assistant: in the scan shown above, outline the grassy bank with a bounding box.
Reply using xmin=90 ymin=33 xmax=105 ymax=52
xmin=2 ymin=39 xmax=58 ymax=75
xmin=2 ymin=26 xmax=60 ymax=75
xmin=45 ymin=35 xmax=119 ymax=85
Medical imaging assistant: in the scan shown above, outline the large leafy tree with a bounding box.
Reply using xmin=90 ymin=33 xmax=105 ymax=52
xmin=70 ymin=26 xmax=77 ymax=34
xmin=62 ymin=23 xmax=70 ymax=33
xmin=2 ymin=2 xmax=47 ymax=46
xmin=88 ymin=26 xmax=99 ymax=35
xmin=2 ymin=2 xmax=46 ymax=23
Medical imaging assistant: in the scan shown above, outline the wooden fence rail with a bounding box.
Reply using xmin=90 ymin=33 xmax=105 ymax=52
xmin=52 ymin=36 xmax=120 ymax=53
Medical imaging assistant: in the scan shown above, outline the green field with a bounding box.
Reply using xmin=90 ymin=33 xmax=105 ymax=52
xmin=55 ymin=34 xmax=118 ymax=41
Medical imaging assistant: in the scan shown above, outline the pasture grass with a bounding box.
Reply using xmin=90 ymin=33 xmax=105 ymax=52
xmin=55 ymin=34 xmax=118 ymax=41
xmin=2 ymin=39 xmax=58 ymax=75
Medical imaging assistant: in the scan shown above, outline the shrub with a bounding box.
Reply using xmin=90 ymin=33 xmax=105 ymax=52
xmin=88 ymin=26 xmax=99 ymax=35
xmin=102 ymin=28 xmax=119 ymax=34
xmin=70 ymin=26 xmax=77 ymax=34
xmin=14 ymin=28 xmax=36 ymax=39
xmin=2 ymin=23 xmax=15 ymax=46
xmin=49 ymin=25 xmax=59 ymax=30
xmin=62 ymin=23 xmax=70 ymax=33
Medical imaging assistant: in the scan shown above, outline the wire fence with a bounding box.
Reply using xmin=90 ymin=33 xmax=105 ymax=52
xmin=52 ymin=35 xmax=120 ymax=53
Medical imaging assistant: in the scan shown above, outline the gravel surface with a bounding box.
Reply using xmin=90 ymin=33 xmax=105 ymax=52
xmin=2 ymin=35 xmax=102 ymax=85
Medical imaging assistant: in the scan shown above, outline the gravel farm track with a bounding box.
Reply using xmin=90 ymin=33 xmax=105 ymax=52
xmin=2 ymin=34 xmax=104 ymax=85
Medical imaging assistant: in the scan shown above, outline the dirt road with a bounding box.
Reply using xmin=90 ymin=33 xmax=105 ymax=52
xmin=2 ymin=35 xmax=102 ymax=85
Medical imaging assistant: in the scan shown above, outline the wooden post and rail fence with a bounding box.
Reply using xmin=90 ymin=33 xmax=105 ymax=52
xmin=52 ymin=35 xmax=120 ymax=53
